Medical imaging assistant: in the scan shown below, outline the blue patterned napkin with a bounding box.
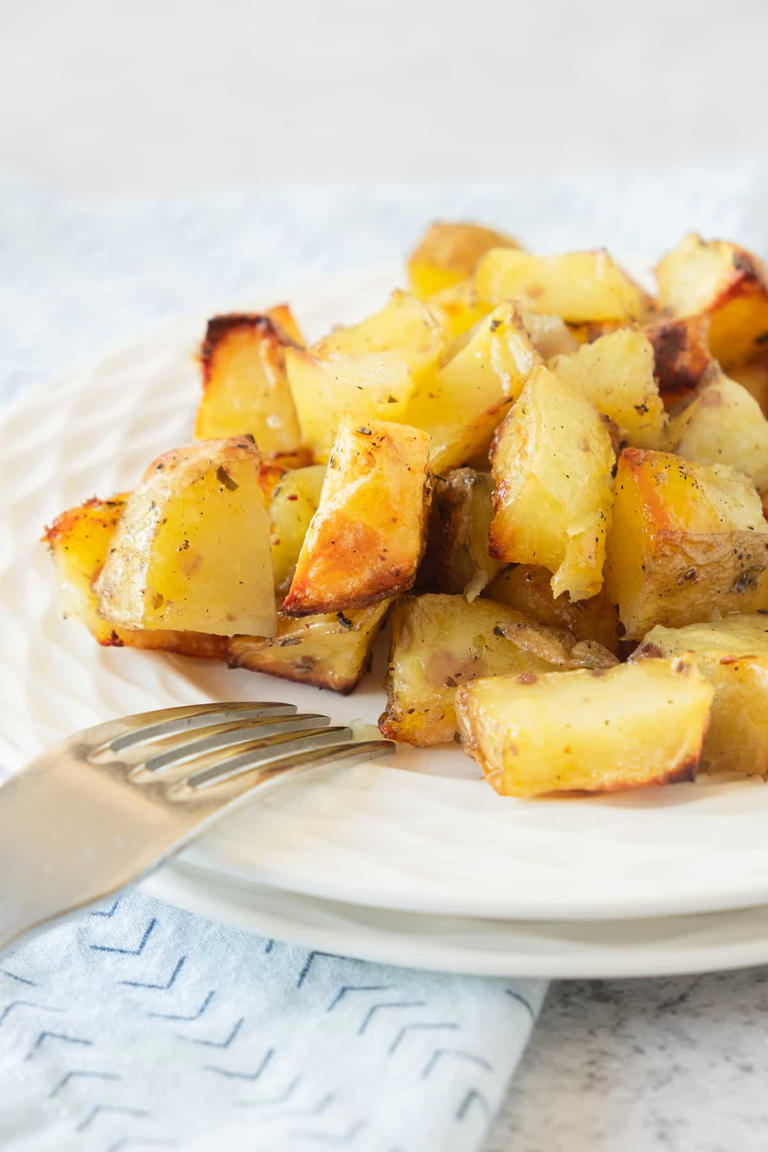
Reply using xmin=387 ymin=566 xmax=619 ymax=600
xmin=1 ymin=890 xmax=543 ymax=1152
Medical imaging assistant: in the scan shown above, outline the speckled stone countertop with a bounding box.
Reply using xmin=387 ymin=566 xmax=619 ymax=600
xmin=486 ymin=970 xmax=768 ymax=1151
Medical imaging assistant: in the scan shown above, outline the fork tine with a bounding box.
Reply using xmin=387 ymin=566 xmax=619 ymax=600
xmin=178 ymin=726 xmax=355 ymax=792
xmin=132 ymin=714 xmax=333 ymax=776
xmin=86 ymin=702 xmax=299 ymax=755
xmin=179 ymin=737 xmax=396 ymax=798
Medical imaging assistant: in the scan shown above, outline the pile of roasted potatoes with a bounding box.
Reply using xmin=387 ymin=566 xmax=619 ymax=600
xmin=44 ymin=223 xmax=768 ymax=797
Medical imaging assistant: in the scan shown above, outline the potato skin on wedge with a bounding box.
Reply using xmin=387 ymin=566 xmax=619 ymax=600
xmin=95 ymin=437 xmax=276 ymax=638
xmin=228 ymin=600 xmax=391 ymax=694
xmin=456 ymin=656 xmax=713 ymax=797
xmin=604 ymin=448 xmax=768 ymax=639
xmin=378 ymin=593 xmax=616 ymax=747
xmin=43 ymin=496 xmax=226 ymax=659
xmin=283 ymin=419 xmax=430 ymax=616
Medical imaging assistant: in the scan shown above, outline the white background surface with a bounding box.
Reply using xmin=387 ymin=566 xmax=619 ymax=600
xmin=3 ymin=1 xmax=768 ymax=1150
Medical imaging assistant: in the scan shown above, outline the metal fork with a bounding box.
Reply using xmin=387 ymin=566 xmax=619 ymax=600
xmin=0 ymin=702 xmax=394 ymax=952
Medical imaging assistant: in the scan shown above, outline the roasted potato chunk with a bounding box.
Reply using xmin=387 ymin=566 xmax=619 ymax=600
xmin=405 ymin=304 xmax=541 ymax=472
xmin=283 ymin=419 xmax=430 ymax=616
xmin=423 ymin=469 xmax=502 ymax=599
xmin=43 ymin=496 xmax=226 ymax=659
xmin=655 ymin=234 xmax=768 ymax=369
xmin=550 ymin=329 xmax=666 ymax=449
xmin=425 ymin=279 xmax=490 ymax=340
xmin=379 ymin=594 xmax=612 ymax=746
xmin=457 ymin=656 xmax=713 ymax=797
xmin=286 ymin=291 xmax=444 ymax=460
xmin=489 ymin=366 xmax=616 ymax=600
xmin=95 ymin=438 xmax=276 ymax=637
xmin=636 ymin=615 xmax=768 ymax=777
xmin=604 ymin=448 xmax=768 ymax=638
xmin=269 ymin=464 xmax=326 ymax=600
xmin=669 ymin=365 xmax=768 ymax=494
xmin=195 ymin=310 xmax=303 ymax=453
xmin=645 ymin=314 xmax=712 ymax=405
xmin=228 ymin=601 xmax=391 ymax=694
xmin=486 ymin=564 xmax=620 ymax=653
xmin=408 ymin=221 xmax=519 ymax=299
xmin=475 ymin=248 xmax=651 ymax=323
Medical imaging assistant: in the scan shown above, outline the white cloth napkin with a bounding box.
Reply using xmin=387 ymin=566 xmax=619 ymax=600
xmin=0 ymin=890 xmax=543 ymax=1152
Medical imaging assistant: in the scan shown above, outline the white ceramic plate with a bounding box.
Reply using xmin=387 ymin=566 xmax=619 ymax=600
xmin=4 ymin=266 xmax=768 ymax=927
xmin=142 ymin=865 xmax=768 ymax=979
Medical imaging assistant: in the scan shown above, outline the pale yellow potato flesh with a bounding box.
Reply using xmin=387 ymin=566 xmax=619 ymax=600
xmin=669 ymin=366 xmax=768 ymax=493
xmin=550 ymin=328 xmax=667 ymax=449
xmin=95 ymin=438 xmax=276 ymax=638
xmin=286 ymin=290 xmax=444 ymax=461
xmin=475 ymin=248 xmax=651 ymax=323
xmin=269 ymin=464 xmax=326 ymax=600
xmin=456 ymin=656 xmax=714 ymax=797
xmin=638 ymin=615 xmax=768 ymax=777
xmin=283 ymin=418 xmax=430 ymax=615
xmin=408 ymin=221 xmax=519 ymax=299
xmin=655 ymin=233 xmax=768 ymax=369
xmin=490 ymin=366 xmax=616 ymax=601
xmin=425 ymin=279 xmax=491 ymax=340
xmin=195 ymin=310 xmax=303 ymax=453
xmin=519 ymin=310 xmax=580 ymax=360
xmin=379 ymin=593 xmax=608 ymax=747
xmin=604 ymin=448 xmax=768 ymax=638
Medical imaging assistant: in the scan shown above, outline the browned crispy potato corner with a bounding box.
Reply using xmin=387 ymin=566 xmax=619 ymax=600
xmin=489 ymin=366 xmax=616 ymax=601
xmin=196 ymin=309 xmax=304 ymax=454
xmin=456 ymin=656 xmax=713 ymax=797
xmin=379 ymin=594 xmax=617 ymax=747
xmin=408 ymin=221 xmax=520 ymax=299
xmin=95 ymin=438 xmax=276 ymax=638
xmin=655 ymin=234 xmax=768 ymax=369
xmin=475 ymin=248 xmax=652 ymax=323
xmin=644 ymin=314 xmax=712 ymax=405
xmin=604 ymin=448 xmax=768 ymax=639
xmin=228 ymin=600 xmax=392 ymax=695
xmin=635 ymin=615 xmax=768 ymax=777
xmin=283 ymin=419 xmax=431 ymax=617
xmin=486 ymin=565 xmax=620 ymax=653
xmin=43 ymin=496 xmax=226 ymax=659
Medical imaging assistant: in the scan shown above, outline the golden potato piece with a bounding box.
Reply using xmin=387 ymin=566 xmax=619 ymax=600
xmin=378 ymin=594 xmax=610 ymax=746
xmin=257 ymin=449 xmax=314 ymax=503
xmin=95 ymin=438 xmax=276 ymax=638
xmin=486 ymin=564 xmax=620 ymax=653
xmin=406 ymin=303 xmax=541 ymax=473
xmin=286 ymin=290 xmax=444 ymax=461
xmin=655 ymin=233 xmax=768 ymax=369
xmin=456 ymin=656 xmax=713 ymax=797
xmin=604 ymin=448 xmax=768 ymax=639
xmin=195 ymin=310 xmax=303 ymax=454
xmin=489 ymin=366 xmax=616 ymax=601
xmin=43 ymin=496 xmax=226 ymax=659
xmin=422 ymin=469 xmax=502 ymax=600
xmin=550 ymin=328 xmax=667 ymax=449
xmin=644 ymin=314 xmax=712 ymax=405
xmin=283 ymin=419 xmax=430 ymax=616
xmin=669 ymin=365 xmax=768 ymax=493
xmin=637 ymin=615 xmax=768 ymax=777
xmin=269 ymin=464 xmax=326 ymax=600
xmin=475 ymin=248 xmax=651 ymax=323
xmin=425 ymin=279 xmax=491 ymax=340
xmin=408 ymin=221 xmax=519 ymax=299
xmin=228 ymin=601 xmax=391 ymax=695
